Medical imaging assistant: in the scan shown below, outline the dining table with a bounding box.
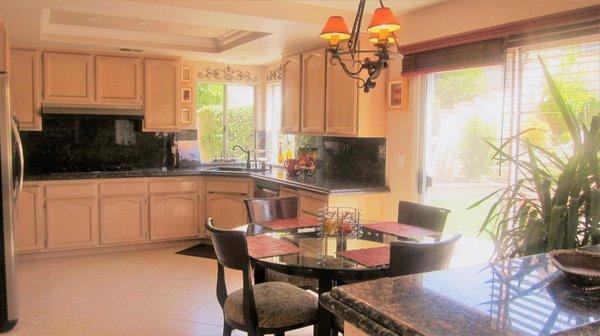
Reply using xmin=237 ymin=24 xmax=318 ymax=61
xmin=236 ymin=219 xmax=453 ymax=336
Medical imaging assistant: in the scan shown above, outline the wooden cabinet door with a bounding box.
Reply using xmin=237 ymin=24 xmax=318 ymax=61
xmin=10 ymin=49 xmax=41 ymax=131
xmin=95 ymin=55 xmax=142 ymax=105
xmin=15 ymin=185 xmax=44 ymax=253
xmin=45 ymin=198 xmax=99 ymax=250
xmin=143 ymin=58 xmax=179 ymax=132
xmin=0 ymin=22 xmax=8 ymax=73
xmin=326 ymin=57 xmax=358 ymax=136
xmin=99 ymin=196 xmax=148 ymax=245
xmin=42 ymin=52 xmax=93 ymax=103
xmin=301 ymin=48 xmax=326 ymax=134
xmin=149 ymin=193 xmax=197 ymax=240
xmin=205 ymin=193 xmax=247 ymax=230
xmin=281 ymin=55 xmax=301 ymax=133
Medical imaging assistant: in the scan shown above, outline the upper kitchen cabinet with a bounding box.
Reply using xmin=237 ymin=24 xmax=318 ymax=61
xmin=301 ymin=48 xmax=327 ymax=134
xmin=42 ymin=52 xmax=93 ymax=103
xmin=143 ymin=58 xmax=180 ymax=132
xmin=10 ymin=48 xmax=41 ymax=130
xmin=0 ymin=22 xmax=8 ymax=73
xmin=95 ymin=55 xmax=142 ymax=105
xmin=281 ymin=37 xmax=387 ymax=137
xmin=281 ymin=54 xmax=301 ymax=133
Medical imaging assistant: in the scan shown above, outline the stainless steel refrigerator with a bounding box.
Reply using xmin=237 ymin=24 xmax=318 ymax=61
xmin=0 ymin=71 xmax=23 ymax=332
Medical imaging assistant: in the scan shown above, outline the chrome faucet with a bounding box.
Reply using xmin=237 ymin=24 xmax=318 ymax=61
xmin=232 ymin=145 xmax=251 ymax=169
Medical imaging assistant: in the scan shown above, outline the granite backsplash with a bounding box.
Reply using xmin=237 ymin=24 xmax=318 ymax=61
xmin=22 ymin=116 xmax=385 ymax=185
xmin=21 ymin=116 xmax=172 ymax=174
xmin=298 ymin=136 xmax=386 ymax=185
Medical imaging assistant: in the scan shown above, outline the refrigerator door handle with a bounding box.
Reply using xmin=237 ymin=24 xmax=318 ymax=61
xmin=11 ymin=114 xmax=23 ymax=208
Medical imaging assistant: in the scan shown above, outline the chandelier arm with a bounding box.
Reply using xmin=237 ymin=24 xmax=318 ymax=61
xmin=378 ymin=0 xmax=385 ymax=8
xmin=348 ymin=0 xmax=366 ymax=52
xmin=338 ymin=58 xmax=365 ymax=77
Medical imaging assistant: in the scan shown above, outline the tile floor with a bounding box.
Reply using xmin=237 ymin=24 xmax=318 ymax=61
xmin=7 ymin=244 xmax=314 ymax=336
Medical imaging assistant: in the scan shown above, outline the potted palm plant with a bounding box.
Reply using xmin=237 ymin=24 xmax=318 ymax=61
xmin=471 ymin=56 xmax=599 ymax=259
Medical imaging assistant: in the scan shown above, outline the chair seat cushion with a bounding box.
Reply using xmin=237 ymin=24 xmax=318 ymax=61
xmin=223 ymin=282 xmax=318 ymax=329
xmin=266 ymin=270 xmax=319 ymax=291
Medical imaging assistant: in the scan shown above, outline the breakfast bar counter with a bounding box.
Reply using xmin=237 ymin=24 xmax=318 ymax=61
xmin=321 ymin=246 xmax=600 ymax=336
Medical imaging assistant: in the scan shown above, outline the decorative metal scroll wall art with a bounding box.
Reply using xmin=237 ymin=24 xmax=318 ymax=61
xmin=265 ymin=65 xmax=282 ymax=81
xmin=197 ymin=65 xmax=258 ymax=82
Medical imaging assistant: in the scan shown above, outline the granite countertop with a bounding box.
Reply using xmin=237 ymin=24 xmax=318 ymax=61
xmin=321 ymin=245 xmax=600 ymax=336
xmin=24 ymin=167 xmax=390 ymax=195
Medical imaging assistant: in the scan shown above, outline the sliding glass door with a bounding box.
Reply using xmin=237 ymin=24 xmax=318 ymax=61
xmin=419 ymin=37 xmax=599 ymax=266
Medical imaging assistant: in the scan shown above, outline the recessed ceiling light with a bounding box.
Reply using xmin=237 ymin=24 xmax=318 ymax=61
xmin=138 ymin=21 xmax=153 ymax=26
xmin=87 ymin=16 xmax=103 ymax=22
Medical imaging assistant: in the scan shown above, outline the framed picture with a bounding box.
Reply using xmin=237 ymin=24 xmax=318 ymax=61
xmin=181 ymin=67 xmax=192 ymax=82
xmin=181 ymin=88 xmax=192 ymax=103
xmin=388 ymin=78 xmax=409 ymax=110
xmin=181 ymin=108 xmax=192 ymax=124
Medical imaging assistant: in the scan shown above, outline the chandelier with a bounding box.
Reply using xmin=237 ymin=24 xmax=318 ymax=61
xmin=319 ymin=0 xmax=400 ymax=92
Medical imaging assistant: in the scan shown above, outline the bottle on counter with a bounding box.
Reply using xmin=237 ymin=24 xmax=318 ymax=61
xmin=285 ymin=139 xmax=293 ymax=160
xmin=277 ymin=141 xmax=284 ymax=164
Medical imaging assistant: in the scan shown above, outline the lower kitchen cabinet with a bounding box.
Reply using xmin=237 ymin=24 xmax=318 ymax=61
xmin=205 ymin=193 xmax=248 ymax=230
xmin=149 ymin=193 xmax=198 ymax=240
xmin=45 ymin=198 xmax=99 ymax=250
xmin=99 ymin=196 xmax=148 ymax=245
xmin=15 ymin=185 xmax=45 ymax=253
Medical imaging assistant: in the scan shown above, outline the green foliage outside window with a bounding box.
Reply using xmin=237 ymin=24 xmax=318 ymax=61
xmin=195 ymin=83 xmax=255 ymax=161
xmin=457 ymin=116 xmax=496 ymax=180
xmin=434 ymin=68 xmax=487 ymax=109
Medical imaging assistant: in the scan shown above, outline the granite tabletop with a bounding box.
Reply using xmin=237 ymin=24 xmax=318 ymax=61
xmin=321 ymin=245 xmax=600 ymax=336
xmin=24 ymin=167 xmax=390 ymax=195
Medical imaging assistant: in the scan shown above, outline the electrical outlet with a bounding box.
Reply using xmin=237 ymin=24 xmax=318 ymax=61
xmin=396 ymin=152 xmax=405 ymax=168
xmin=378 ymin=145 xmax=386 ymax=159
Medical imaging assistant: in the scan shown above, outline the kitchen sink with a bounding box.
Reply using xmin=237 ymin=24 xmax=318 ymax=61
xmin=205 ymin=166 xmax=269 ymax=173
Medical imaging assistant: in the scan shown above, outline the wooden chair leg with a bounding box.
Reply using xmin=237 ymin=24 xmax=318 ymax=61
xmin=222 ymin=323 xmax=233 ymax=336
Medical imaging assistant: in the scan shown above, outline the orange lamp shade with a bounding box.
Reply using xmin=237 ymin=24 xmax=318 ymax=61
xmin=368 ymin=32 xmax=397 ymax=45
xmin=320 ymin=16 xmax=351 ymax=41
xmin=368 ymin=7 xmax=401 ymax=33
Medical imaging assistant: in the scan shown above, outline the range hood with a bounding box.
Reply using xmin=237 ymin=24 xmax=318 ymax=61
xmin=42 ymin=102 xmax=143 ymax=117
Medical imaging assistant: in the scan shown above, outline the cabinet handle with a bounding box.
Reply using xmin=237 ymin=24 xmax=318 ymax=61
xmin=206 ymin=191 xmax=247 ymax=196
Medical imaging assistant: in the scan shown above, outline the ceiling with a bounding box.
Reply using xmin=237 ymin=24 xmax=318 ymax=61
xmin=0 ymin=0 xmax=445 ymax=65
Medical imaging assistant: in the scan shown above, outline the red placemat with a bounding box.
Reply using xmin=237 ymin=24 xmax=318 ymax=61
xmin=257 ymin=217 xmax=319 ymax=231
xmin=247 ymin=235 xmax=301 ymax=259
xmin=364 ymin=222 xmax=437 ymax=238
xmin=337 ymin=246 xmax=390 ymax=267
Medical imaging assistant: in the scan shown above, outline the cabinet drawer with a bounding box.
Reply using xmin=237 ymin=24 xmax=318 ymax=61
xmin=279 ymin=187 xmax=299 ymax=198
xmin=149 ymin=179 xmax=198 ymax=194
xmin=299 ymin=191 xmax=328 ymax=217
xmin=205 ymin=178 xmax=251 ymax=195
xmin=99 ymin=180 xmax=147 ymax=196
xmin=45 ymin=183 xmax=97 ymax=199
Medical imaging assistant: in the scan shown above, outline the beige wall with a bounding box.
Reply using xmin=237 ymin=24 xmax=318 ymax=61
xmin=382 ymin=0 xmax=597 ymax=220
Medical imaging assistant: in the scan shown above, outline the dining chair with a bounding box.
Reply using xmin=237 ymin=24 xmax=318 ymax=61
xmin=388 ymin=233 xmax=461 ymax=277
xmin=397 ymin=201 xmax=451 ymax=232
xmin=206 ymin=218 xmax=319 ymax=336
xmin=245 ymin=196 xmax=319 ymax=291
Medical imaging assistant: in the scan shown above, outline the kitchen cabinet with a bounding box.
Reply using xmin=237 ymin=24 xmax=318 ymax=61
xmin=204 ymin=177 xmax=252 ymax=230
xmin=0 ymin=22 xmax=8 ymax=73
xmin=205 ymin=193 xmax=248 ymax=230
xmin=15 ymin=185 xmax=44 ymax=253
xmin=143 ymin=58 xmax=180 ymax=132
xmin=281 ymin=54 xmax=301 ymax=133
xmin=149 ymin=193 xmax=198 ymax=240
xmin=45 ymin=198 xmax=99 ymax=250
xmin=326 ymin=52 xmax=358 ymax=136
xmin=300 ymin=48 xmax=327 ymax=133
xmin=99 ymin=196 xmax=148 ymax=245
xmin=10 ymin=48 xmax=41 ymax=130
xmin=95 ymin=55 xmax=142 ymax=105
xmin=42 ymin=52 xmax=93 ymax=103
xmin=281 ymin=35 xmax=387 ymax=137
